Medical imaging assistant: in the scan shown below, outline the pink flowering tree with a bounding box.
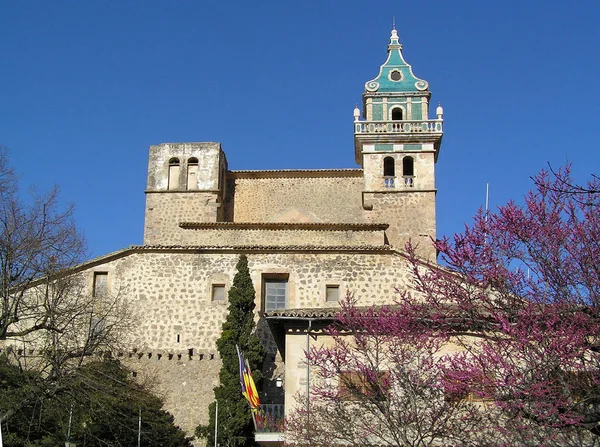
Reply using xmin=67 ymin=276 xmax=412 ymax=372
xmin=286 ymin=167 xmax=600 ymax=446
xmin=284 ymin=296 xmax=490 ymax=447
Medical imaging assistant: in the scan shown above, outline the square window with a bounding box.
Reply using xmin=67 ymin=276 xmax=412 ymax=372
xmin=93 ymin=272 xmax=108 ymax=297
xmin=264 ymin=278 xmax=288 ymax=311
xmin=212 ymin=284 xmax=226 ymax=301
xmin=326 ymin=285 xmax=340 ymax=302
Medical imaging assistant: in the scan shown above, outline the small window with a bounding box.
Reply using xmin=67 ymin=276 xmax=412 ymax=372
xmin=93 ymin=272 xmax=108 ymax=297
xmin=264 ymin=277 xmax=288 ymax=311
xmin=326 ymin=285 xmax=340 ymax=302
xmin=212 ymin=284 xmax=226 ymax=302
xmin=402 ymin=156 xmax=414 ymax=177
xmin=168 ymin=158 xmax=180 ymax=190
xmin=391 ymin=107 xmax=403 ymax=121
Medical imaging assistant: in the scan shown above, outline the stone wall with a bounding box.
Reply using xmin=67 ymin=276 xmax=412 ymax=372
xmin=71 ymin=247 xmax=418 ymax=437
xmin=146 ymin=142 xmax=225 ymax=192
xmin=225 ymin=171 xmax=366 ymax=223
xmin=144 ymin=192 xmax=222 ymax=245
xmin=95 ymin=249 xmax=414 ymax=351
xmin=167 ymin=224 xmax=387 ymax=247
xmin=123 ymin=353 xmax=221 ymax=442
xmin=367 ymin=191 xmax=437 ymax=260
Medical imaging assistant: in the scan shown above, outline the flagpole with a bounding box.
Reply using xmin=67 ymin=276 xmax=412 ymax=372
xmin=214 ymin=400 xmax=218 ymax=447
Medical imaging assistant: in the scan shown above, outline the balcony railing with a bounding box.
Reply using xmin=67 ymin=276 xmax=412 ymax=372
xmin=256 ymin=404 xmax=285 ymax=433
xmin=383 ymin=176 xmax=415 ymax=189
xmin=355 ymin=120 xmax=443 ymax=134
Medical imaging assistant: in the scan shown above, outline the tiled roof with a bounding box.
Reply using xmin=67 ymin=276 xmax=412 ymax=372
xmin=130 ymin=244 xmax=392 ymax=252
xmin=178 ymin=222 xmax=389 ymax=231
xmin=229 ymin=168 xmax=363 ymax=178
xmin=265 ymin=307 xmax=341 ymax=318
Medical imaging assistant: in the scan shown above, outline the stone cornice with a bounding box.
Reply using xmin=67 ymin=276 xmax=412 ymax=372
xmin=131 ymin=244 xmax=392 ymax=254
xmin=178 ymin=222 xmax=389 ymax=231
xmin=229 ymin=168 xmax=362 ymax=179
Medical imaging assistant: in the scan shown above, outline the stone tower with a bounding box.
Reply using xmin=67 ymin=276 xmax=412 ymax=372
xmin=354 ymin=28 xmax=444 ymax=260
xmin=143 ymin=142 xmax=228 ymax=245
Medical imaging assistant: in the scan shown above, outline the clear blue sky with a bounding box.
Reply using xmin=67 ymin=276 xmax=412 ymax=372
xmin=2 ymin=1 xmax=599 ymax=257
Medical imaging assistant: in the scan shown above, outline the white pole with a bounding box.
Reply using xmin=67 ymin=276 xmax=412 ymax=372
xmin=137 ymin=408 xmax=142 ymax=447
xmin=66 ymin=404 xmax=73 ymax=445
xmin=214 ymin=400 xmax=218 ymax=447
xmin=485 ymin=183 xmax=489 ymax=221
xmin=1 ymin=417 xmax=4 ymax=447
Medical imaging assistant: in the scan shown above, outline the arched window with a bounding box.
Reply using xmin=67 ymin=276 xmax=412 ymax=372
xmin=168 ymin=158 xmax=180 ymax=190
xmin=383 ymin=157 xmax=395 ymax=188
xmin=383 ymin=157 xmax=395 ymax=176
xmin=391 ymin=107 xmax=403 ymax=121
xmin=403 ymin=156 xmax=414 ymax=187
xmin=402 ymin=156 xmax=414 ymax=176
xmin=187 ymin=157 xmax=199 ymax=190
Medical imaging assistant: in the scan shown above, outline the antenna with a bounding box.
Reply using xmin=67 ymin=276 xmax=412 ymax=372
xmin=392 ymin=16 xmax=396 ymax=30
xmin=485 ymin=183 xmax=490 ymax=222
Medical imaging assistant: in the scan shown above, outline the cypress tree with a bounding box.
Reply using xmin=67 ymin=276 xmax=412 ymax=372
xmin=196 ymin=254 xmax=265 ymax=447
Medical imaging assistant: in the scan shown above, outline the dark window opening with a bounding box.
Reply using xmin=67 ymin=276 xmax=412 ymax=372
xmin=403 ymin=156 xmax=414 ymax=177
xmin=391 ymin=108 xmax=403 ymax=121
xmin=383 ymin=157 xmax=395 ymax=177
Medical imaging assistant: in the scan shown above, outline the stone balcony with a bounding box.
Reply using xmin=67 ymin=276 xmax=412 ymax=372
xmin=354 ymin=119 xmax=443 ymax=135
xmin=383 ymin=175 xmax=414 ymax=189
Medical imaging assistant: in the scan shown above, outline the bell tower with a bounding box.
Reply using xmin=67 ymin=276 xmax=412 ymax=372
xmin=354 ymin=29 xmax=444 ymax=260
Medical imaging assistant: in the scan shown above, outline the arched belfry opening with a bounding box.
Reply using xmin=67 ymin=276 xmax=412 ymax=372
xmin=391 ymin=107 xmax=403 ymax=121
xmin=383 ymin=157 xmax=395 ymax=188
xmin=168 ymin=158 xmax=180 ymax=190
xmin=187 ymin=157 xmax=199 ymax=190
xmin=403 ymin=156 xmax=414 ymax=187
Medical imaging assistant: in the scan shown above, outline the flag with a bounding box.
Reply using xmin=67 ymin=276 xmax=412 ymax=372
xmin=236 ymin=345 xmax=261 ymax=410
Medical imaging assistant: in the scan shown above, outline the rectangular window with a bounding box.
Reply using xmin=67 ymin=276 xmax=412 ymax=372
xmin=212 ymin=284 xmax=226 ymax=301
xmin=90 ymin=315 xmax=105 ymax=339
xmin=444 ymin=372 xmax=495 ymax=403
xmin=338 ymin=371 xmax=390 ymax=401
xmin=264 ymin=278 xmax=288 ymax=311
xmin=326 ymin=285 xmax=340 ymax=302
xmin=93 ymin=272 xmax=108 ymax=297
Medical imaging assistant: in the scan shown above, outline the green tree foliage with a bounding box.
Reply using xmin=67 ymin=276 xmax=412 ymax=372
xmin=196 ymin=255 xmax=265 ymax=447
xmin=0 ymin=356 xmax=192 ymax=446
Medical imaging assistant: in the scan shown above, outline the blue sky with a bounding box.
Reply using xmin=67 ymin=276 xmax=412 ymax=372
xmin=2 ymin=1 xmax=599 ymax=257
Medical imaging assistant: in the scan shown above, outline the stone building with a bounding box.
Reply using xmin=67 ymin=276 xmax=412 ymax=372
xmin=23 ymin=28 xmax=445 ymax=442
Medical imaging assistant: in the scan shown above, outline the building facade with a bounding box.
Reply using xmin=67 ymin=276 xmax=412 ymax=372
xmin=15 ymin=29 xmax=445 ymax=442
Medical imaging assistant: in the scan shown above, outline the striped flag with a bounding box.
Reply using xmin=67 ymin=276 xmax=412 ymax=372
xmin=236 ymin=345 xmax=261 ymax=409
